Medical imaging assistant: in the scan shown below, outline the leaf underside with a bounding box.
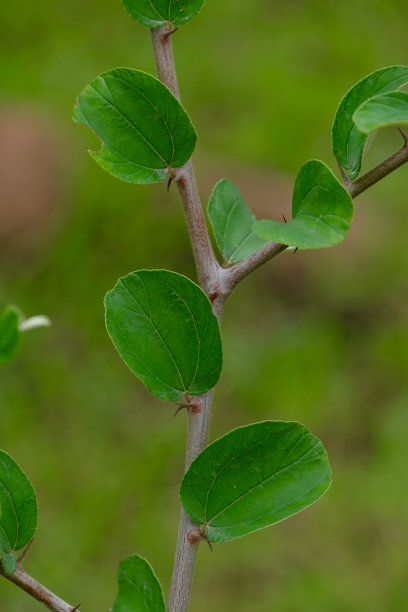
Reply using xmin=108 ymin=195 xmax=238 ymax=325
xmin=253 ymin=160 xmax=353 ymax=249
xmin=180 ymin=421 xmax=332 ymax=544
xmin=332 ymin=65 xmax=408 ymax=179
xmin=208 ymin=179 xmax=268 ymax=264
xmin=353 ymin=91 xmax=408 ymax=134
xmin=0 ymin=450 xmax=37 ymax=574
xmin=112 ymin=554 xmax=165 ymax=612
xmin=122 ymin=0 xmax=205 ymax=28
xmin=105 ymin=270 xmax=223 ymax=402
xmin=73 ymin=68 xmax=197 ymax=184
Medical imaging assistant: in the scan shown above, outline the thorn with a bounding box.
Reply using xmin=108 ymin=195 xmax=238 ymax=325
xmin=17 ymin=538 xmax=34 ymax=569
xmin=398 ymin=127 xmax=408 ymax=146
xmin=187 ymin=528 xmax=213 ymax=551
xmin=282 ymin=215 xmax=287 ymax=223
xmin=336 ymin=157 xmax=352 ymax=187
xmin=71 ymin=604 xmax=81 ymax=611
xmin=203 ymin=536 xmax=213 ymax=552
xmin=164 ymin=27 xmax=179 ymax=39
xmin=174 ymin=403 xmax=188 ymax=417
xmin=293 ymin=247 xmax=298 ymax=254
xmin=174 ymin=395 xmax=201 ymax=416
xmin=167 ymin=176 xmax=174 ymax=192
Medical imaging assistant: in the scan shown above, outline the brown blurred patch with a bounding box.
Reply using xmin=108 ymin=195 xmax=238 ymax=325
xmin=0 ymin=108 xmax=63 ymax=256
xmin=198 ymin=156 xmax=293 ymax=220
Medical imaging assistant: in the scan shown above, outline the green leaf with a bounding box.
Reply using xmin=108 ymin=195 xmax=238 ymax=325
xmin=0 ymin=450 xmax=38 ymax=574
xmin=73 ymin=69 xmax=197 ymax=184
xmin=105 ymin=270 xmax=222 ymax=402
xmin=112 ymin=554 xmax=165 ymax=612
xmin=180 ymin=421 xmax=331 ymax=544
xmin=122 ymin=0 xmax=205 ymax=28
xmin=0 ymin=305 xmax=22 ymax=364
xmin=253 ymin=160 xmax=353 ymax=249
xmin=332 ymin=65 xmax=408 ymax=179
xmin=208 ymin=179 xmax=268 ymax=264
xmin=353 ymin=91 xmax=408 ymax=134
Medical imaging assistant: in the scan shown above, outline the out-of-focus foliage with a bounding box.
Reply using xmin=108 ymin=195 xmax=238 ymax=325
xmin=1 ymin=0 xmax=408 ymax=610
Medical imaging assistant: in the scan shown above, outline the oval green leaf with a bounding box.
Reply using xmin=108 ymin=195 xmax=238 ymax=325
xmin=332 ymin=65 xmax=408 ymax=179
xmin=0 ymin=305 xmax=22 ymax=364
xmin=0 ymin=450 xmax=38 ymax=574
xmin=208 ymin=179 xmax=268 ymax=265
xmin=112 ymin=554 xmax=165 ymax=612
xmin=180 ymin=421 xmax=331 ymax=544
xmin=253 ymin=160 xmax=353 ymax=249
xmin=353 ymin=91 xmax=408 ymax=134
xmin=73 ymin=69 xmax=197 ymax=184
xmin=122 ymin=0 xmax=205 ymax=28
xmin=105 ymin=270 xmax=222 ymax=402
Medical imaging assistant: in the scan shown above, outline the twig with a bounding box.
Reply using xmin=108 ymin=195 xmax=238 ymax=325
xmin=220 ymin=242 xmax=287 ymax=296
xmin=0 ymin=563 xmax=79 ymax=612
xmin=347 ymin=142 xmax=408 ymax=198
xmin=222 ymin=142 xmax=408 ymax=293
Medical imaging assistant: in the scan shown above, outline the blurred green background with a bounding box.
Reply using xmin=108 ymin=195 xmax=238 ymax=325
xmin=1 ymin=0 xmax=408 ymax=610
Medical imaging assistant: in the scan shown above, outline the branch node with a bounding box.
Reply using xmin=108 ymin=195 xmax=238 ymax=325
xmin=187 ymin=528 xmax=213 ymax=551
xmin=174 ymin=395 xmax=201 ymax=417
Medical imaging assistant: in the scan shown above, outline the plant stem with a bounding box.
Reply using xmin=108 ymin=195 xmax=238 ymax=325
xmin=151 ymin=25 xmax=224 ymax=612
xmin=151 ymin=27 xmax=220 ymax=296
xmin=347 ymin=141 xmax=408 ymax=198
xmin=0 ymin=563 xmax=79 ymax=612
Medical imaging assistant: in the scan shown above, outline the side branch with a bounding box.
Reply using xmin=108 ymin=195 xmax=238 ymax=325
xmin=222 ymin=140 xmax=408 ymax=293
xmin=0 ymin=564 xmax=79 ymax=612
xmin=220 ymin=242 xmax=287 ymax=296
xmin=150 ymin=24 xmax=223 ymax=612
xmin=347 ymin=141 xmax=408 ymax=198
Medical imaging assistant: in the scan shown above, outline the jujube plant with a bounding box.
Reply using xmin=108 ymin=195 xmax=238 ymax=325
xmin=1 ymin=2 xmax=408 ymax=611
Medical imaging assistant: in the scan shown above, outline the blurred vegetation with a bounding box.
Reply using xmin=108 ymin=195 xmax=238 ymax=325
xmin=1 ymin=0 xmax=408 ymax=610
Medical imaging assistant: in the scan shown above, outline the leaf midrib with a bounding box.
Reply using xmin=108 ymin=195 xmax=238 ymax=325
xmin=205 ymin=437 xmax=320 ymax=526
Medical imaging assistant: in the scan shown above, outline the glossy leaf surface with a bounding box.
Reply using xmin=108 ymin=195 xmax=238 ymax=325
xmin=208 ymin=179 xmax=268 ymax=264
xmin=181 ymin=421 xmax=331 ymax=544
xmin=253 ymin=160 xmax=353 ymax=249
xmin=105 ymin=270 xmax=222 ymax=402
xmin=0 ymin=450 xmax=37 ymax=574
xmin=353 ymin=91 xmax=408 ymax=134
xmin=73 ymin=69 xmax=196 ymax=184
xmin=112 ymin=554 xmax=165 ymax=612
xmin=0 ymin=306 xmax=21 ymax=364
xmin=332 ymin=65 xmax=408 ymax=179
xmin=122 ymin=0 xmax=205 ymax=28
